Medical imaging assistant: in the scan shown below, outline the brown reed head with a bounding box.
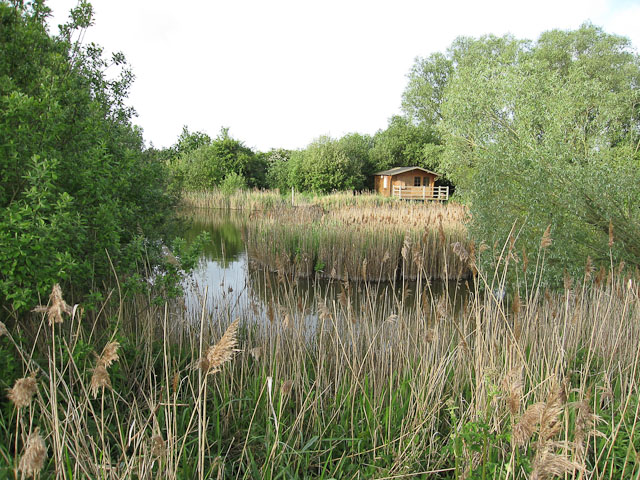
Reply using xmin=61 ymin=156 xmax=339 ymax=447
xmin=150 ymin=434 xmax=166 ymax=457
xmin=98 ymin=341 xmax=120 ymax=368
xmin=90 ymin=364 xmax=112 ymax=398
xmin=608 ymin=220 xmax=614 ymax=248
xmin=0 ymin=321 xmax=7 ymax=337
xmin=32 ymin=283 xmax=72 ymax=325
xmin=540 ymin=225 xmax=552 ymax=249
xmin=281 ymin=379 xmax=294 ymax=396
xmin=201 ymin=319 xmax=240 ymax=375
xmin=451 ymin=241 xmax=469 ymax=263
xmin=8 ymin=375 xmax=38 ymax=408
xmin=502 ymin=365 xmax=523 ymax=415
xmin=574 ymin=390 xmax=598 ymax=460
xmin=19 ymin=427 xmax=47 ymax=477
xmin=538 ymin=380 xmax=567 ymax=444
xmin=512 ymin=402 xmax=545 ymax=446
xmin=530 ymin=447 xmax=584 ymax=480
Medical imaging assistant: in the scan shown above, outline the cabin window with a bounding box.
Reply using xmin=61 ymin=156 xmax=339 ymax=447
xmin=383 ymin=177 xmax=388 ymax=188
xmin=423 ymin=177 xmax=430 ymax=187
xmin=414 ymin=176 xmax=421 ymax=186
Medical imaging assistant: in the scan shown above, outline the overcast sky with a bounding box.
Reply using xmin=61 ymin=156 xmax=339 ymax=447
xmin=46 ymin=0 xmax=640 ymax=152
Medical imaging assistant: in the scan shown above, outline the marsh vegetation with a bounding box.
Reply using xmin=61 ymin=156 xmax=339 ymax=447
xmin=2 ymin=1 xmax=640 ymax=478
xmin=3 ymin=231 xmax=640 ymax=478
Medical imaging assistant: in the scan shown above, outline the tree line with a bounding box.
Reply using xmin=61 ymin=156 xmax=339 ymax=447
xmin=155 ymin=115 xmax=443 ymax=194
xmin=2 ymin=0 xmax=639 ymax=317
xmin=0 ymin=0 xmax=181 ymax=315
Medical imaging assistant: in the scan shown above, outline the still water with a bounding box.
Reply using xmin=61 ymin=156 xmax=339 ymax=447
xmin=179 ymin=209 xmax=469 ymax=324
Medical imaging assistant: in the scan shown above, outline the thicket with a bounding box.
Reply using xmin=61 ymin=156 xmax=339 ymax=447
xmin=0 ymin=1 xmax=180 ymax=316
xmin=403 ymin=24 xmax=640 ymax=284
xmin=2 ymin=248 xmax=639 ymax=478
xmin=171 ymin=119 xmax=444 ymax=195
xmin=168 ymin=127 xmax=267 ymax=191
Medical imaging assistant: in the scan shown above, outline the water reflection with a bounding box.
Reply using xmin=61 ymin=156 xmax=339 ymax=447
xmin=180 ymin=209 xmax=470 ymax=324
xmin=180 ymin=208 xmax=247 ymax=264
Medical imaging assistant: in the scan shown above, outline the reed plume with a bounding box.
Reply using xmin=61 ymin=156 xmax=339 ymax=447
xmin=530 ymin=447 xmax=584 ymax=480
xmin=151 ymin=434 xmax=166 ymax=457
xmin=574 ymin=391 xmax=600 ymax=461
xmin=512 ymin=402 xmax=545 ymax=446
xmin=200 ymin=319 xmax=240 ymax=374
xmin=502 ymin=365 xmax=523 ymax=415
xmin=281 ymin=379 xmax=294 ymax=396
xmin=32 ymin=283 xmax=72 ymax=325
xmin=90 ymin=364 xmax=111 ymax=398
xmin=538 ymin=380 xmax=566 ymax=444
xmin=540 ymin=225 xmax=552 ymax=249
xmin=90 ymin=341 xmax=120 ymax=398
xmin=98 ymin=341 xmax=120 ymax=368
xmin=18 ymin=428 xmax=47 ymax=477
xmin=8 ymin=375 xmax=38 ymax=408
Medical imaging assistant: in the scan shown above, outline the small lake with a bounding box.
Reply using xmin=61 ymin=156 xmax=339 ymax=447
xmin=179 ymin=209 xmax=470 ymax=325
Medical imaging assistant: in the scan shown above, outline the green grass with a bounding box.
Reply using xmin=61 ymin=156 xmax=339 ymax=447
xmin=1 ymin=235 xmax=639 ymax=478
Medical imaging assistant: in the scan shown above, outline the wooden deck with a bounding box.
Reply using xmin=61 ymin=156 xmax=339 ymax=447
xmin=392 ymin=185 xmax=449 ymax=201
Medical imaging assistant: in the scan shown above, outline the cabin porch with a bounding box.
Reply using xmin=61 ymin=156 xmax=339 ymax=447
xmin=392 ymin=185 xmax=449 ymax=201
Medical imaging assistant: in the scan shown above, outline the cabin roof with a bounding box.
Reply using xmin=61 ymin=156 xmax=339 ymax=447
xmin=373 ymin=166 xmax=439 ymax=177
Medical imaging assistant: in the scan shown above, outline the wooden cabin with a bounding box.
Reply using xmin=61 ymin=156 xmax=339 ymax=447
xmin=373 ymin=166 xmax=449 ymax=201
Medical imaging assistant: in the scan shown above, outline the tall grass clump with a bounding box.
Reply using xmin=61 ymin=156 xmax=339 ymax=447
xmin=182 ymin=189 xmax=426 ymax=211
xmin=1 ymin=233 xmax=639 ymax=478
xmin=181 ymin=189 xmax=287 ymax=211
xmin=247 ymin=201 xmax=470 ymax=281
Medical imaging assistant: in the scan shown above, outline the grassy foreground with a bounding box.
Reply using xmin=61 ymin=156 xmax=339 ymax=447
xmin=1 ymin=240 xmax=639 ymax=479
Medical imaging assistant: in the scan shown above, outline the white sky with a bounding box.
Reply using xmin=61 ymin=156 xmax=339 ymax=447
xmin=46 ymin=0 xmax=640 ymax=152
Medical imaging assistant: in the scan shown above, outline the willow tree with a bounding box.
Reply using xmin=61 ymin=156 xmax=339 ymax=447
xmin=405 ymin=24 xmax=640 ymax=282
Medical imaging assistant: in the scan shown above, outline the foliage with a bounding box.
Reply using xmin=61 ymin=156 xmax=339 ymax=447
xmin=404 ymin=24 xmax=640 ymax=282
xmin=280 ymin=136 xmax=369 ymax=193
xmin=264 ymin=148 xmax=293 ymax=192
xmin=220 ymin=171 xmax=247 ymax=196
xmin=370 ymin=115 xmax=442 ymax=174
xmin=171 ymin=128 xmax=265 ymax=191
xmin=0 ymin=0 xmax=179 ymax=315
xmin=172 ymin=125 xmax=212 ymax=158
xmin=402 ymin=52 xmax=453 ymax=126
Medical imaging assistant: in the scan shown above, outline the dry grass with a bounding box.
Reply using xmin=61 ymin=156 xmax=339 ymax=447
xmin=247 ymin=201 xmax=470 ymax=281
xmin=180 ymin=189 xmax=400 ymax=211
xmin=1 ymin=242 xmax=639 ymax=478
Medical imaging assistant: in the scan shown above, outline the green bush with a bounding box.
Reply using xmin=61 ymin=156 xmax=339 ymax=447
xmin=220 ymin=172 xmax=247 ymax=196
xmin=0 ymin=1 xmax=179 ymax=315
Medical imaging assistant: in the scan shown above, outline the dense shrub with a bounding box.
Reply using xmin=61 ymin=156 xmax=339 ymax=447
xmin=171 ymin=128 xmax=266 ymax=190
xmin=0 ymin=1 xmax=179 ymax=315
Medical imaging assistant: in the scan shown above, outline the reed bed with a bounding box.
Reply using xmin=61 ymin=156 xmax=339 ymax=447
xmin=1 ymin=243 xmax=640 ymax=478
xmin=182 ymin=189 xmax=413 ymax=211
xmin=181 ymin=189 xmax=287 ymax=211
xmin=246 ymin=202 xmax=470 ymax=281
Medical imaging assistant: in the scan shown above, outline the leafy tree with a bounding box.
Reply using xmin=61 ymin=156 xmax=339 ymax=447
xmin=370 ymin=116 xmax=441 ymax=172
xmin=336 ymin=133 xmax=374 ymax=187
xmin=220 ymin=171 xmax=247 ymax=195
xmin=264 ymin=149 xmax=293 ymax=192
xmin=0 ymin=0 xmax=179 ymax=314
xmin=286 ymin=136 xmax=369 ymax=193
xmin=173 ymin=126 xmax=212 ymax=158
xmin=172 ymin=128 xmax=261 ymax=190
xmin=402 ymin=52 xmax=452 ymax=126
xmin=425 ymin=25 xmax=640 ymax=282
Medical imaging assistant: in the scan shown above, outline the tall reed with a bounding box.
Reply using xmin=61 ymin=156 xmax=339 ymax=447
xmin=1 ymin=240 xmax=639 ymax=478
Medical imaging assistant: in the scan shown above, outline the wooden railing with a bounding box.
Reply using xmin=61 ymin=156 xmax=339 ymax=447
xmin=392 ymin=185 xmax=449 ymax=201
